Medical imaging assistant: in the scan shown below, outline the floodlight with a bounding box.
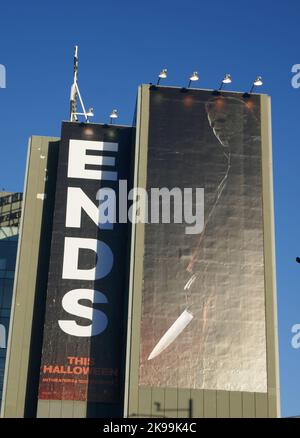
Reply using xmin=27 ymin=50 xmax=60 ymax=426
xmin=253 ymin=76 xmax=263 ymax=86
xmin=188 ymin=71 xmax=199 ymax=88
xmin=110 ymin=109 xmax=118 ymax=124
xmin=157 ymin=68 xmax=167 ymax=85
xmin=218 ymin=73 xmax=232 ymax=90
xmin=249 ymin=76 xmax=263 ymax=93
xmin=87 ymin=107 xmax=94 ymax=117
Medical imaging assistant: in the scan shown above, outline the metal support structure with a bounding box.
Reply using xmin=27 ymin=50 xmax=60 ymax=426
xmin=70 ymin=46 xmax=94 ymax=123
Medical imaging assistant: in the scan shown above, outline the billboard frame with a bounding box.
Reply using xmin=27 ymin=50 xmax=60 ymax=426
xmin=124 ymin=85 xmax=280 ymax=418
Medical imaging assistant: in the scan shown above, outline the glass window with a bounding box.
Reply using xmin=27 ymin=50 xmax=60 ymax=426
xmin=0 ymin=231 xmax=18 ymax=407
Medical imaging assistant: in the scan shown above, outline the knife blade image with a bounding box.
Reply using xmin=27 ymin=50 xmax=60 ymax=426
xmin=148 ymin=309 xmax=194 ymax=360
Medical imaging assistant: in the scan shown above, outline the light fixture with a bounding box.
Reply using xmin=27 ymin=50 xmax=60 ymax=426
xmin=219 ymin=73 xmax=232 ymax=90
xmin=188 ymin=71 xmax=199 ymax=88
xmin=157 ymin=68 xmax=167 ymax=85
xmin=109 ymin=109 xmax=118 ymax=124
xmin=249 ymin=76 xmax=263 ymax=93
xmin=87 ymin=107 xmax=94 ymax=117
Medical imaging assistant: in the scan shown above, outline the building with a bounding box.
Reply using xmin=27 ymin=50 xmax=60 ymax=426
xmin=0 ymin=192 xmax=22 ymax=406
xmin=0 ymin=192 xmax=22 ymax=227
xmin=1 ymin=130 xmax=134 ymax=418
xmin=1 ymin=85 xmax=280 ymax=418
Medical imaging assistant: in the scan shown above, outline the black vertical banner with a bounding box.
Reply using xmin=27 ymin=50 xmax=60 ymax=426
xmin=38 ymin=122 xmax=133 ymax=403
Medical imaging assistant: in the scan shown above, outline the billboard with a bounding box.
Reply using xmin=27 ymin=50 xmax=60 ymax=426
xmin=138 ymin=87 xmax=268 ymax=393
xmin=38 ymin=122 xmax=133 ymax=403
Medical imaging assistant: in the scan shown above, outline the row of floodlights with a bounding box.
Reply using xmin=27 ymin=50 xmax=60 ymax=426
xmin=157 ymin=69 xmax=263 ymax=93
xmin=72 ymin=47 xmax=264 ymax=124
xmin=82 ymin=108 xmax=119 ymax=123
xmin=108 ymin=73 xmax=263 ymax=124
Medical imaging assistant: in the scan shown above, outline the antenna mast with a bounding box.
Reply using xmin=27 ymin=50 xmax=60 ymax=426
xmin=69 ymin=45 xmax=94 ymax=123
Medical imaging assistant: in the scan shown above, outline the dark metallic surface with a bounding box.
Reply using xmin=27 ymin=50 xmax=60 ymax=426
xmin=139 ymin=89 xmax=267 ymax=393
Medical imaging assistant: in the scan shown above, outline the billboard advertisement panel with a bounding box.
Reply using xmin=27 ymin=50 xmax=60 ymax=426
xmin=38 ymin=122 xmax=133 ymax=402
xmin=138 ymin=87 xmax=268 ymax=393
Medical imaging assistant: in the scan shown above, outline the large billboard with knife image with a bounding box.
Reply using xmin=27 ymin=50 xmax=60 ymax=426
xmin=138 ymin=87 xmax=268 ymax=393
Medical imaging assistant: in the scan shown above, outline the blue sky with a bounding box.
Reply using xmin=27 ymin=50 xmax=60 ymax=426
xmin=0 ymin=0 xmax=300 ymax=417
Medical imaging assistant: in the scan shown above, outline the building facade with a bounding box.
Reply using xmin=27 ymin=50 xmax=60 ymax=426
xmin=1 ymin=129 xmax=134 ymax=418
xmin=1 ymin=86 xmax=280 ymax=418
xmin=0 ymin=192 xmax=22 ymax=407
